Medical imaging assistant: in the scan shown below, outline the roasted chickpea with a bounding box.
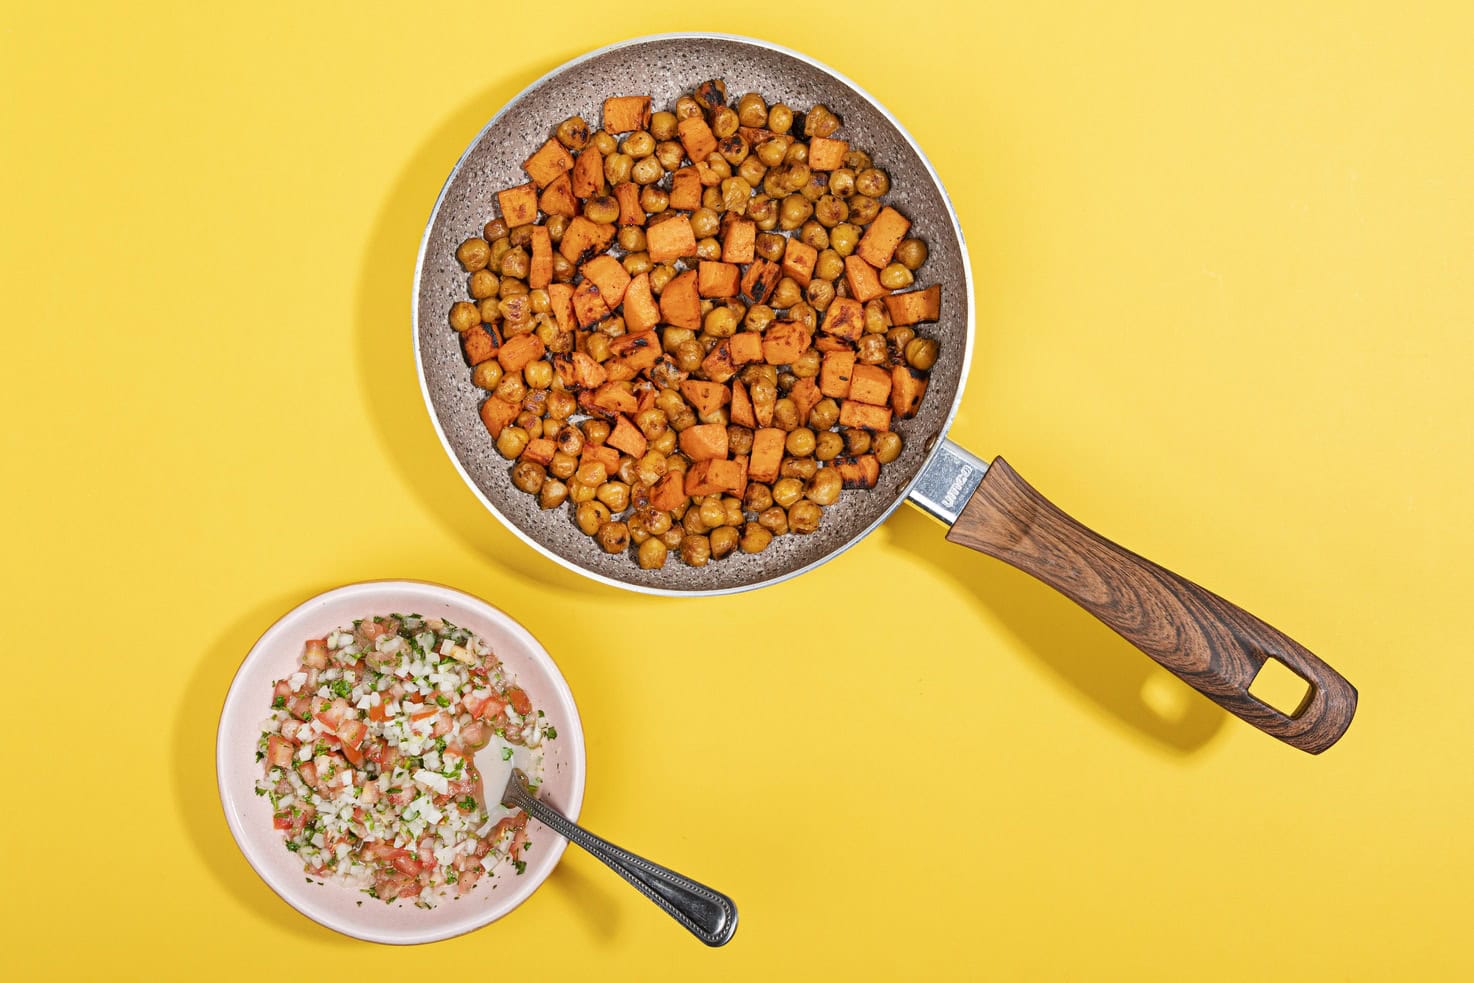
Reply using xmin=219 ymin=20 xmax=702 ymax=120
xmin=737 ymin=481 xmax=769 ymax=512
xmin=640 ymin=185 xmax=670 ymax=213
xmin=674 ymin=95 xmax=703 ymax=120
xmin=596 ymin=481 xmax=631 ymax=512
xmin=740 ymin=522 xmax=773 ymax=553
xmin=631 ymin=156 xmax=664 ymax=185
xmin=669 ymin=407 xmax=697 ymax=432
xmin=706 ymin=525 xmax=737 ymax=559
xmin=804 ymin=104 xmax=841 ymax=138
xmin=531 ymin=476 xmax=566 ymax=510
xmin=524 ymin=360 xmax=553 ymax=390
xmin=701 ymin=186 xmax=724 ymax=212
xmin=767 ymin=102 xmax=793 ymax=133
xmin=778 ymin=195 xmax=813 ymax=230
xmin=552 ymin=254 xmax=575 ymax=282
xmin=829 ymin=223 xmax=861 ymax=257
xmin=686 ymin=207 xmax=717 ymax=239
xmin=674 ymin=338 xmax=704 ymax=372
xmin=698 ymin=498 xmax=727 ymax=529
xmin=449 ymin=301 xmax=480 ymax=333
xmin=905 ymin=336 xmax=940 ymax=371
xmin=596 ymin=520 xmax=630 ymax=554
xmin=874 ymin=431 xmax=904 ymax=465
xmin=513 ymin=410 xmax=543 ymax=439
xmin=545 ymin=450 xmax=576 ymax=481
xmin=844 ymin=148 xmax=873 ymax=171
xmin=743 ymin=304 xmax=775 ymax=333
xmin=621 ymin=130 xmax=655 ymax=158
xmin=811 ymin=251 xmax=843 ymax=285
xmin=757 ymin=506 xmax=789 ymax=536
xmin=496 ymin=426 xmax=529 ymax=461
xmin=650 ymin=110 xmax=677 ymax=141
xmin=805 ymin=466 xmax=841 ymax=504
xmin=813 ymin=195 xmax=849 ymax=229
xmin=456 ymin=238 xmax=491 ymax=272
xmin=471 ymin=360 xmax=504 ymax=390
xmin=887 ymin=325 xmax=916 ymax=352
xmin=556 ymin=115 xmax=591 ymax=150
xmin=500 ymin=247 xmax=530 ymax=279
xmin=652 ymin=429 xmax=678 ymax=455
xmin=725 ymin=425 xmax=753 ymax=457
xmin=737 ymin=154 xmax=767 ymax=186
xmin=849 ymin=195 xmax=881 ymax=225
xmin=788 ymin=500 xmax=823 ymax=534
xmin=636 ymin=537 xmax=667 ymax=569
xmin=806 ymin=279 xmax=835 ymax=310
xmin=814 ymin=430 xmax=844 ymax=461
xmin=756 ymin=138 xmax=788 ymax=168
xmin=789 ymin=302 xmax=818 ymax=331
xmin=574 ymin=463 xmax=607 ymax=491
xmin=482 ymin=217 xmax=509 ymax=242
xmin=680 ymin=534 xmax=711 ymax=566
xmin=583 ymin=195 xmax=620 ymax=225
xmin=736 ymin=92 xmax=768 ymax=127
xmin=844 ymin=428 xmax=872 ymax=455
xmin=772 ymin=398 xmax=800 ymax=432
xmin=781 ymin=456 xmax=818 ymax=481
xmin=510 ymin=460 xmax=546 ymax=495
xmin=785 ymin=427 xmax=817 ymax=457
xmin=895 ymin=238 xmax=928 ymax=271
xmin=864 ymin=299 xmax=891 ymax=334
xmin=879 ymin=263 xmax=914 ymax=290
xmin=494 ymin=373 xmax=527 ymax=404
xmin=828 ymin=167 xmax=857 ymax=199
xmin=855 ymin=167 xmax=890 ymax=197
xmin=478 ymin=296 xmax=502 ymax=324
xmin=582 ymin=418 xmax=611 ymax=446
xmin=799 ymin=220 xmax=829 ymax=252
xmin=467 ymin=269 xmax=498 ymax=300
xmin=710 ymin=106 xmax=739 ymax=140
xmin=696 ymin=236 xmax=722 ymax=261
xmin=575 ymin=500 xmax=610 ymax=535
xmin=772 ymin=477 xmax=804 ymax=508
xmin=753 ymin=233 xmax=785 ymax=263
xmin=857 ymin=333 xmax=889 ymax=365
xmin=769 ymin=277 xmax=802 ymax=310
xmin=590 ymin=130 xmax=617 ymax=155
xmin=704 ymin=305 xmax=739 ymax=338
xmin=622 ymin=251 xmax=652 ymax=277
xmin=508 ymin=223 xmax=534 ymax=248
xmin=748 ymin=194 xmax=778 ymax=229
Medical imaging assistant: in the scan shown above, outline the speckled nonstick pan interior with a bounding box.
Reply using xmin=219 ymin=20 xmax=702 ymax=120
xmin=414 ymin=34 xmax=1361 ymax=753
xmin=415 ymin=34 xmax=972 ymax=596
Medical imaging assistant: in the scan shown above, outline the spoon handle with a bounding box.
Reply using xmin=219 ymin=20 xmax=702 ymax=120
xmin=503 ymin=772 xmax=738 ymax=947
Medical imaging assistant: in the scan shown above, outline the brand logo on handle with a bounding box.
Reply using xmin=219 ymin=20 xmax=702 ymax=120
xmin=941 ymin=465 xmax=974 ymax=509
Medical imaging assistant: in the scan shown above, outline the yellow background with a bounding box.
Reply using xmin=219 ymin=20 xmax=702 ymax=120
xmin=3 ymin=1 xmax=1471 ymax=978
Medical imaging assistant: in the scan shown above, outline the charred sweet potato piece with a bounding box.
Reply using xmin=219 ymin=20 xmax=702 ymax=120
xmin=613 ymin=182 xmax=645 ymax=226
xmin=677 ymin=115 xmax=718 ymax=163
xmin=698 ymin=261 xmax=740 ymax=298
xmin=607 ymin=415 xmax=648 ymax=458
xmin=762 ymin=320 xmax=812 ymax=365
xmin=658 ymin=269 xmax=701 ymax=330
xmin=570 ymin=147 xmax=605 ymax=199
xmin=604 ymin=359 xmax=639 ymax=383
xmin=680 ymin=379 xmax=729 ymax=416
xmin=790 ymin=377 xmax=821 ymax=424
xmin=890 ymin=365 xmax=928 ymax=418
xmin=548 ymin=283 xmax=575 ymax=333
xmin=781 ymin=237 xmax=818 ymax=287
xmin=847 ymin=363 xmax=892 ymax=406
xmin=560 ymin=216 xmax=616 ymax=264
xmin=609 ymin=330 xmax=660 ymax=371
xmin=684 ymin=458 xmax=744 ymax=496
xmin=819 ymin=350 xmax=855 ymax=398
xmin=820 ymin=296 xmax=864 ymax=342
xmin=843 ymin=254 xmax=889 ymax=303
xmin=838 ymin=400 xmax=892 ymax=431
xmin=462 ymin=325 xmax=497 ymax=366
xmin=699 ymin=338 xmax=737 ymax=383
xmin=806 ymin=136 xmax=848 ymax=171
xmin=580 ymin=442 xmax=621 ymax=477
xmin=572 ymin=278 xmax=611 ymax=327
xmin=857 ymin=205 xmax=911 ymax=269
xmin=669 ymin=167 xmax=702 ymax=210
xmin=728 ymin=331 xmax=763 ymax=365
xmin=521 ymin=438 xmax=556 ymax=467
xmin=591 ymin=382 xmax=639 ymax=415
xmin=523 ymin=138 xmax=574 ymax=188
xmin=497 ymin=333 xmax=546 ymax=373
xmin=622 ymin=273 xmax=660 ymax=333
xmin=646 ymin=214 xmax=697 ymax=264
xmin=479 ymin=396 xmax=520 ymax=438
xmin=650 ymin=471 xmax=687 ymax=512
xmin=882 ymin=285 xmax=941 ymax=326
xmin=497 ymin=183 xmax=539 ymax=227
xmin=740 ymin=259 xmax=781 ymax=304
xmin=528 ymin=225 xmax=553 ymax=290
xmin=603 ymin=95 xmax=652 ymax=134
xmin=834 ymin=454 xmax=880 ymax=489
xmin=678 ymin=423 xmax=729 ymax=462
xmin=539 ymin=173 xmax=577 ymax=217
xmin=730 ymin=379 xmax=756 ymax=427
xmin=581 ymin=255 xmax=630 ymax=308
xmin=571 ymin=351 xmax=608 ymax=389
xmin=748 ymin=428 xmax=785 ymax=483
xmin=722 ymin=219 xmax=755 ymax=263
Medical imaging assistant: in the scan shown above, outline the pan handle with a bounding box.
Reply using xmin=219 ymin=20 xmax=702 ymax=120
xmin=909 ymin=443 xmax=1356 ymax=753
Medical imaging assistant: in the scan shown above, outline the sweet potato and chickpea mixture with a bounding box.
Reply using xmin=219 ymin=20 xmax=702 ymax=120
xmin=448 ymin=80 xmax=941 ymax=569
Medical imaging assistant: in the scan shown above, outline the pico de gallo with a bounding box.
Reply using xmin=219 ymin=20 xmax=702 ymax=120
xmin=254 ymin=614 xmax=557 ymax=906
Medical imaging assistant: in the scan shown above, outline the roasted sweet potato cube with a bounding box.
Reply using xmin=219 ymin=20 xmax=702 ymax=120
xmin=521 ymin=438 xmax=556 ymax=467
xmin=523 ymin=138 xmax=574 ymax=188
xmin=815 ymin=335 xmax=852 ymax=354
xmin=680 ymin=380 xmax=729 ymax=416
xmin=684 ymin=459 xmax=744 ymax=496
xmin=669 ymin=167 xmax=702 ymax=211
xmin=677 ymin=115 xmax=718 ymax=164
xmin=580 ymin=442 xmax=621 ymax=478
xmin=462 ymin=325 xmax=497 ymax=366
xmin=496 ymin=183 xmax=539 ymax=227
xmin=722 ymin=219 xmax=755 ymax=263
xmin=605 ymin=358 xmax=639 ymax=383
xmin=857 ymin=205 xmax=911 ymax=269
xmin=820 ymin=296 xmax=864 ymax=342
xmin=570 ymin=352 xmax=608 ymax=389
xmin=847 ymin=363 xmax=892 ymax=406
xmin=839 ymin=400 xmax=892 ymax=431
xmin=581 ymin=255 xmax=630 ymax=308
xmin=883 ymin=285 xmax=942 ymax=326
xmin=658 ymin=269 xmax=701 ymax=329
xmin=613 ymin=182 xmax=645 ymax=226
xmin=609 ymin=330 xmax=660 ymax=371
xmin=740 ymin=259 xmax=781 ymax=304
xmin=782 ymin=237 xmax=818 ymax=288
xmin=622 ymin=273 xmax=660 ymax=333
xmin=762 ymin=320 xmax=812 ymax=365
xmin=834 ymin=454 xmax=880 ymax=489
xmin=591 ymin=382 xmax=639 ymax=415
xmin=603 ymin=95 xmax=651 ymax=133
xmin=570 ymin=147 xmax=605 ymax=198
xmin=806 ymin=136 xmax=849 ymax=171
xmin=650 ymin=471 xmax=687 ymax=512
xmin=479 ymin=396 xmax=519 ymax=438
xmin=497 ymin=333 xmax=545 ymax=373
xmin=560 ymin=216 xmax=615 ymax=264
xmin=728 ymin=331 xmax=763 ymax=365
xmin=539 ymin=173 xmax=577 ymax=217
xmin=730 ymin=379 xmax=756 ymax=427
xmin=891 ymin=365 xmax=928 ymax=418
xmin=607 ymin=415 xmax=648 ymax=458
xmin=548 ymin=283 xmax=575 ymax=333
xmin=790 ymin=377 xmax=821 ymax=423
xmin=698 ymin=261 xmax=740 ymax=298
xmin=646 ymin=214 xmax=697 ymax=264
xmin=678 ymin=423 xmax=729 ymax=462
xmin=748 ymin=428 xmax=785 ymax=483
xmin=528 ymin=225 xmax=553 ymax=290
xmin=820 ymin=350 xmax=855 ymax=398
xmin=700 ymin=338 xmax=737 ymax=383
xmin=844 ymin=254 xmax=889 ymax=303
xmin=572 ymin=278 xmax=611 ymax=327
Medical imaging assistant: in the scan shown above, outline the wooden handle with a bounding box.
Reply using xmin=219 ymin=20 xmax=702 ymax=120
xmin=945 ymin=457 xmax=1357 ymax=753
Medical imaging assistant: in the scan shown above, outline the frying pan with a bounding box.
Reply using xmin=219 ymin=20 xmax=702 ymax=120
xmin=413 ymin=34 xmax=1357 ymax=753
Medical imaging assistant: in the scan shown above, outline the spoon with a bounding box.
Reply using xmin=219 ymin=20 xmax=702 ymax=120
xmin=500 ymin=768 xmax=738 ymax=946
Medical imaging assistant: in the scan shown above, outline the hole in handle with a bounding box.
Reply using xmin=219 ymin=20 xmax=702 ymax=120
xmin=1248 ymin=657 xmax=1314 ymax=718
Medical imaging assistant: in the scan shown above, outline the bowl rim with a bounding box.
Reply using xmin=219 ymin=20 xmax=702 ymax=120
xmin=214 ymin=579 xmax=587 ymax=945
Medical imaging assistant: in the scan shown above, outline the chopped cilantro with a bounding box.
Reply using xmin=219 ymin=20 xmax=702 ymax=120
xmin=513 ymin=860 xmax=527 ymax=875
xmin=435 ymin=694 xmax=451 ymax=707
xmin=544 ymin=726 xmax=558 ymax=739
xmin=272 ymin=695 xmax=287 ymax=709
xmin=446 ymin=870 xmax=458 ymax=884
xmin=255 ymin=750 xmax=265 ymax=762
xmin=458 ymin=796 xmax=477 ymax=811
xmin=501 ymin=747 xmax=513 ymax=761
xmin=286 ymin=842 xmax=301 ymax=853
xmin=254 ymin=787 xmax=267 ymax=797
xmin=330 ymin=679 xmax=352 ymax=699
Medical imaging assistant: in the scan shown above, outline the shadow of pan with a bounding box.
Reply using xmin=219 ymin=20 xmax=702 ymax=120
xmin=353 ymin=51 xmax=600 ymax=597
xmin=172 ymin=589 xmax=355 ymax=945
xmin=882 ymin=502 xmax=1228 ymax=755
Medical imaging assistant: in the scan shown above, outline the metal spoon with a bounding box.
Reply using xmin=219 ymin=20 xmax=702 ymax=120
xmin=500 ymin=768 xmax=738 ymax=947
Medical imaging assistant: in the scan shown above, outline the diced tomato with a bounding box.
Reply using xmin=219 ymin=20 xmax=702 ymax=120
xmin=266 ymin=735 xmax=294 ymax=768
xmin=456 ymin=869 xmax=480 ymax=896
xmin=341 ymin=741 xmax=364 ymax=767
xmin=319 ymin=697 xmax=352 ymax=732
xmin=506 ymin=686 xmax=533 ymax=716
xmin=287 ymin=696 xmax=312 ymax=721
xmin=337 ymin=718 xmax=367 ymax=749
xmin=273 ymin=679 xmax=293 ymax=699
xmin=298 ymin=760 xmax=318 ymax=786
xmin=360 ymin=782 xmax=380 ymax=805
xmin=279 ymin=719 xmax=304 ymax=743
xmin=460 ymin=719 xmax=492 ymax=751
xmin=361 ymin=842 xmax=410 ymax=863
xmin=303 ymin=638 xmax=329 ymax=669
xmin=357 ymin=617 xmax=399 ymax=644
xmin=272 ymin=811 xmax=294 ymax=830
xmin=432 ymin=713 xmax=454 ymax=737
xmin=392 ymin=855 xmax=422 ymax=876
xmin=409 ymin=706 xmax=437 ymax=721
xmin=368 ymin=702 xmax=389 ymax=722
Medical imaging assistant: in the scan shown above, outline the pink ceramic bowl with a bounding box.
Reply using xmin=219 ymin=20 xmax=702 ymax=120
xmin=216 ymin=581 xmax=586 ymax=944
